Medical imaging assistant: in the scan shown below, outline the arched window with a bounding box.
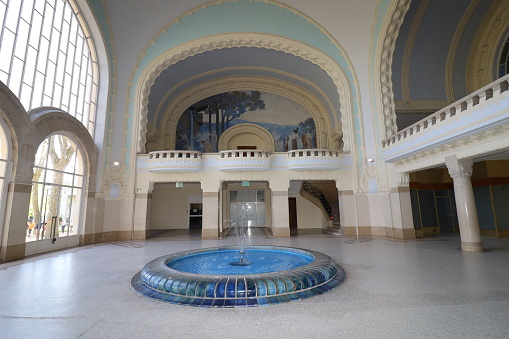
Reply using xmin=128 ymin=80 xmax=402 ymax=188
xmin=498 ymin=35 xmax=509 ymax=78
xmin=27 ymin=134 xmax=85 ymax=246
xmin=0 ymin=0 xmax=98 ymax=135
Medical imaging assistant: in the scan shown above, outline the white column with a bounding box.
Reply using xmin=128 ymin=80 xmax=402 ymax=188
xmin=445 ymin=155 xmax=483 ymax=252
xmin=389 ymin=173 xmax=415 ymax=239
xmin=202 ymin=192 xmax=219 ymax=239
xmin=132 ymin=192 xmax=151 ymax=240
xmin=201 ymin=180 xmax=221 ymax=239
xmin=337 ymin=189 xmax=356 ymax=236
xmin=269 ymin=180 xmax=290 ymax=237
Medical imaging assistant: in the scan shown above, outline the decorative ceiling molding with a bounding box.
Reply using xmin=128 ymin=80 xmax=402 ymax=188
xmin=378 ymin=0 xmax=412 ymax=138
xmin=466 ymin=0 xmax=509 ymax=93
xmin=134 ymin=33 xmax=352 ymax=154
xmin=159 ymin=76 xmax=334 ymax=152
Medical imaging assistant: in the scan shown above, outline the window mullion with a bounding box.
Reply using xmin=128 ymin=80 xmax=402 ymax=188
xmin=6 ymin=0 xmax=22 ymax=95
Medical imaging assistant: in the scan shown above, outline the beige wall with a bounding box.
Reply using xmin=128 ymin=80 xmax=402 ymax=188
xmin=227 ymin=133 xmax=266 ymax=150
xmin=296 ymin=196 xmax=328 ymax=229
xmin=473 ymin=160 xmax=509 ymax=178
xmin=410 ymin=168 xmax=452 ymax=183
xmin=151 ymin=183 xmax=202 ymax=229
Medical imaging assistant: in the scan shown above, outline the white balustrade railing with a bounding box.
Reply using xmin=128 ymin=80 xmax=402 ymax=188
xmin=147 ymin=150 xmax=202 ymax=172
xmin=287 ymin=149 xmax=340 ymax=158
xmin=217 ymin=150 xmax=272 ymax=171
xmin=287 ymin=149 xmax=341 ymax=170
xmin=219 ymin=150 xmax=271 ymax=159
xmin=382 ymin=73 xmax=509 ymax=148
xmin=139 ymin=149 xmax=345 ymax=172
xmin=148 ymin=150 xmax=202 ymax=160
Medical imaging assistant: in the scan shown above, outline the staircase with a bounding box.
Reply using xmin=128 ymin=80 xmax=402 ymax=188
xmin=323 ymin=202 xmax=342 ymax=235
xmin=301 ymin=181 xmax=341 ymax=235
xmin=301 ymin=181 xmax=332 ymax=215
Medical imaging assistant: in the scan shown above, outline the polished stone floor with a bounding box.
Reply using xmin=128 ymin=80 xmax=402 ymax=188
xmin=1 ymin=232 xmax=509 ymax=338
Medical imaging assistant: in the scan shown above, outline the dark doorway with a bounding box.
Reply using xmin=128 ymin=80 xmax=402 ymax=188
xmin=289 ymin=197 xmax=298 ymax=229
xmin=435 ymin=195 xmax=458 ymax=233
xmin=237 ymin=146 xmax=257 ymax=157
xmin=189 ymin=203 xmax=202 ymax=229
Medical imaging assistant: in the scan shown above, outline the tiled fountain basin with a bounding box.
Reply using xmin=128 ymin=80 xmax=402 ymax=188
xmin=131 ymin=245 xmax=345 ymax=308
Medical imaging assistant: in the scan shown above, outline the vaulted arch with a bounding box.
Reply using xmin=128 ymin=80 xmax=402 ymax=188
xmin=156 ymin=76 xmax=336 ymax=152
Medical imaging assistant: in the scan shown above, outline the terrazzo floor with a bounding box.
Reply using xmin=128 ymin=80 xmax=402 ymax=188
xmin=1 ymin=231 xmax=509 ymax=339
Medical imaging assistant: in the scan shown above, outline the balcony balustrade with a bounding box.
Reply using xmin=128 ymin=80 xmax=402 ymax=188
xmin=217 ymin=150 xmax=272 ymax=171
xmin=287 ymin=149 xmax=341 ymax=170
xmin=146 ymin=150 xmax=202 ymax=172
xmin=140 ymin=149 xmax=345 ymax=172
xmin=382 ymin=74 xmax=509 ymax=162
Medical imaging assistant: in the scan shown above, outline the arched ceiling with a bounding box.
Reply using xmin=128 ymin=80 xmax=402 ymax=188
xmin=146 ymin=47 xmax=340 ymax=131
xmin=392 ymin=0 xmax=506 ymax=129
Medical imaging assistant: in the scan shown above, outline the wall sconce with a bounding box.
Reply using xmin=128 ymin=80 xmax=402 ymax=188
xmin=367 ymin=158 xmax=374 ymax=163
xmin=113 ymin=161 xmax=120 ymax=166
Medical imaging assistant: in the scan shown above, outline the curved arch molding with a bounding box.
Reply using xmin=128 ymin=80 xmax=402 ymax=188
xmin=122 ymin=0 xmax=364 ymax=191
xmin=466 ymin=0 xmax=509 ymax=93
xmin=217 ymin=123 xmax=275 ymax=152
xmin=375 ymin=0 xmax=411 ymax=138
xmin=159 ymin=76 xmax=334 ymax=151
xmin=133 ymin=33 xmax=354 ymax=155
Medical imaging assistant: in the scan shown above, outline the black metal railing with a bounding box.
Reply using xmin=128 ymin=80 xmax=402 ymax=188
xmin=302 ymin=181 xmax=333 ymax=216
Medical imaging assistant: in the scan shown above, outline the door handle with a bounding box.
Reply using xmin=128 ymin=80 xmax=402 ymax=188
xmin=51 ymin=216 xmax=58 ymax=244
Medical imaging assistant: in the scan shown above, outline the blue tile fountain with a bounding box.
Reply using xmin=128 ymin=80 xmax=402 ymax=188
xmin=131 ymin=208 xmax=345 ymax=307
xmin=131 ymin=245 xmax=345 ymax=307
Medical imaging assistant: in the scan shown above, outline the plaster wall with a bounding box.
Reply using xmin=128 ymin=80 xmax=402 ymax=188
xmin=151 ymin=183 xmax=203 ymax=230
xmin=296 ymin=196 xmax=328 ymax=229
xmin=227 ymin=133 xmax=266 ymax=150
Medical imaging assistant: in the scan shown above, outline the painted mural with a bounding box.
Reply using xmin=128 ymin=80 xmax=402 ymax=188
xmin=176 ymin=91 xmax=316 ymax=152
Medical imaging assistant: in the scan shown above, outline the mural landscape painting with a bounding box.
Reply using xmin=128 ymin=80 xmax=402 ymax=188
xmin=176 ymin=91 xmax=316 ymax=152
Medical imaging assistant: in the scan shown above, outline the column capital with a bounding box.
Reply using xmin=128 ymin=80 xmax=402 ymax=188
xmin=445 ymin=155 xmax=473 ymax=179
xmin=201 ymin=179 xmax=220 ymax=193
xmin=269 ymin=179 xmax=289 ymax=191
xmin=397 ymin=172 xmax=410 ymax=186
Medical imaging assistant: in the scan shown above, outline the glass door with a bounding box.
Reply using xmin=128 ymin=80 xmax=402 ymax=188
xmin=25 ymin=135 xmax=85 ymax=256
xmin=229 ymin=190 xmax=266 ymax=227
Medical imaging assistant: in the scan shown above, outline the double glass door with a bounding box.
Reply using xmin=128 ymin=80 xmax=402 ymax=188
xmin=26 ymin=135 xmax=84 ymax=255
xmin=229 ymin=190 xmax=265 ymax=227
xmin=27 ymin=183 xmax=81 ymax=242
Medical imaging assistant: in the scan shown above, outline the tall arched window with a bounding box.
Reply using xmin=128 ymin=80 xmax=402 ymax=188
xmin=498 ymin=35 xmax=509 ymax=78
xmin=27 ymin=134 xmax=85 ymax=248
xmin=0 ymin=0 xmax=98 ymax=135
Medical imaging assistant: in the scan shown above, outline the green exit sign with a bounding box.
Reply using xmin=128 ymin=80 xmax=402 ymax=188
xmin=242 ymin=181 xmax=250 ymax=187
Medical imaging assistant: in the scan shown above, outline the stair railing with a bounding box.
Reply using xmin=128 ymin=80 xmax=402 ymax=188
xmin=301 ymin=181 xmax=333 ymax=216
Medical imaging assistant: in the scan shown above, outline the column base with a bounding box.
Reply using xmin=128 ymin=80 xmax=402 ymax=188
xmin=341 ymin=226 xmax=416 ymax=240
xmin=461 ymin=241 xmax=483 ymax=252
xmin=202 ymin=229 xmax=218 ymax=239
xmin=1 ymin=243 xmax=26 ymax=263
xmin=272 ymin=228 xmax=290 ymax=237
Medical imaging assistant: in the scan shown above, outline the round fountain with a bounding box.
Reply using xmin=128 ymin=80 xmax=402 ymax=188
xmin=131 ymin=245 xmax=345 ymax=307
xmin=131 ymin=209 xmax=345 ymax=307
